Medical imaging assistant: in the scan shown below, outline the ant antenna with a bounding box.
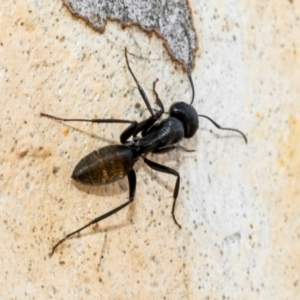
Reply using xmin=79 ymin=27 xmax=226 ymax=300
xmin=188 ymin=72 xmax=195 ymax=106
xmin=198 ymin=114 xmax=248 ymax=144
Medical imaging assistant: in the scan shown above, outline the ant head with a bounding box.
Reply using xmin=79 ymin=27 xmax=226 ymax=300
xmin=169 ymin=102 xmax=199 ymax=138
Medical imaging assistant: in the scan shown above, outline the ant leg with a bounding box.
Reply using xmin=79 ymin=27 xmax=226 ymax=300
xmin=152 ymin=78 xmax=164 ymax=113
xmin=125 ymin=78 xmax=165 ymax=139
xmin=137 ymin=78 xmax=165 ymax=137
xmin=125 ymin=48 xmax=155 ymax=118
xmin=143 ymin=157 xmax=181 ymax=229
xmin=153 ymin=144 xmax=195 ymax=154
xmin=198 ymin=114 xmax=248 ymax=144
xmin=40 ymin=112 xmax=138 ymax=144
xmin=40 ymin=112 xmax=136 ymax=126
xmin=51 ymin=169 xmax=136 ymax=256
xmin=121 ymin=79 xmax=164 ymax=140
xmin=152 ymin=145 xmax=178 ymax=154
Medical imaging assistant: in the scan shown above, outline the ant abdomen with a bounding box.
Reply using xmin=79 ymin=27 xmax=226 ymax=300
xmin=72 ymin=145 xmax=135 ymax=185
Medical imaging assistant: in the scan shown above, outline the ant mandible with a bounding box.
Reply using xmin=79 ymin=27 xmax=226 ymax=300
xmin=41 ymin=48 xmax=247 ymax=255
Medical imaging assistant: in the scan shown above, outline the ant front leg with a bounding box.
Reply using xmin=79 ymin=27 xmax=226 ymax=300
xmin=125 ymin=48 xmax=155 ymax=118
xmin=143 ymin=157 xmax=181 ymax=229
xmin=125 ymin=49 xmax=165 ymax=120
xmin=121 ymin=78 xmax=165 ymax=142
xmin=138 ymin=78 xmax=165 ymax=137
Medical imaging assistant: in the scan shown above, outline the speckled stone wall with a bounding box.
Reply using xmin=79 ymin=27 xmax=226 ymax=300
xmin=1 ymin=1 xmax=300 ymax=299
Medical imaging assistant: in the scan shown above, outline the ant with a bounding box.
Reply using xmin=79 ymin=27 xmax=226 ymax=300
xmin=41 ymin=48 xmax=247 ymax=256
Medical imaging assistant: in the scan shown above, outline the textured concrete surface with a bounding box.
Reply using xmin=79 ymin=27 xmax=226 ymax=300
xmin=1 ymin=0 xmax=300 ymax=299
xmin=63 ymin=0 xmax=197 ymax=68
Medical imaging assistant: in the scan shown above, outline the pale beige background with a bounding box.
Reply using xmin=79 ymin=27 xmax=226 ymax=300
xmin=1 ymin=1 xmax=300 ymax=299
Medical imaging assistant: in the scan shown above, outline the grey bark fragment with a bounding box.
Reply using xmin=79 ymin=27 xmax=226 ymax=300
xmin=63 ymin=0 xmax=197 ymax=70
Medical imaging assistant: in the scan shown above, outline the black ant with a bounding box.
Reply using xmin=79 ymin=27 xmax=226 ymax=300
xmin=41 ymin=48 xmax=247 ymax=256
